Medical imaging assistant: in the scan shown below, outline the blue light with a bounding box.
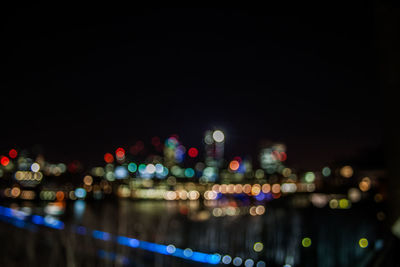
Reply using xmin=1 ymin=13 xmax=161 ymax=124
xmin=44 ymin=216 xmax=64 ymax=229
xmin=117 ymin=236 xmax=140 ymax=248
xmin=1 ymin=205 xmax=224 ymax=265
xmin=155 ymin=164 xmax=164 ymax=174
xmin=115 ymin=166 xmax=128 ymax=179
xmin=255 ymin=192 xmax=266 ymax=201
xmin=32 ymin=215 xmax=44 ymax=225
xmin=93 ymin=230 xmax=111 ymax=241
xmin=75 ymin=188 xmax=87 ymax=199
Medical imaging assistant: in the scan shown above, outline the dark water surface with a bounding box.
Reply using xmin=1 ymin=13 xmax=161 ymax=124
xmin=0 ymin=196 xmax=383 ymax=267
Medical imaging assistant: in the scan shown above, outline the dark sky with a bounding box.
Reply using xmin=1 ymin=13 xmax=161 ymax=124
xmin=0 ymin=6 xmax=383 ymax=169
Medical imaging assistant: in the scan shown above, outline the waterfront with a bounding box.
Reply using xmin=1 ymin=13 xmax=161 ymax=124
xmin=0 ymin=194 xmax=383 ymax=267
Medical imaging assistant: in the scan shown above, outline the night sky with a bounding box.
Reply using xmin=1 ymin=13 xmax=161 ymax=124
xmin=0 ymin=6 xmax=383 ymax=169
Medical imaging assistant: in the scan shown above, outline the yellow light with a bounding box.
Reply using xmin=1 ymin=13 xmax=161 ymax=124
xmin=253 ymin=242 xmax=264 ymax=252
xmin=339 ymin=198 xmax=350 ymax=209
xmin=302 ymin=237 xmax=312 ymax=247
xmin=359 ymin=238 xmax=368 ymax=248
xmin=251 ymin=184 xmax=261 ymax=196
xmin=329 ymin=199 xmax=338 ymax=209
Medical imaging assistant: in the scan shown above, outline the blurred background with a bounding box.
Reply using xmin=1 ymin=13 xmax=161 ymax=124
xmin=0 ymin=5 xmax=398 ymax=267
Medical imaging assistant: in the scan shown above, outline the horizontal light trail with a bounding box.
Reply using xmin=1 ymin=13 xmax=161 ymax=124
xmin=0 ymin=204 xmax=222 ymax=264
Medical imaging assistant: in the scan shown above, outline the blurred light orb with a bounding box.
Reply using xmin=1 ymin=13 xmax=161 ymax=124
xmin=31 ymin=163 xmax=40 ymax=172
xmin=256 ymin=261 xmax=266 ymax=267
xmin=229 ymin=160 xmax=240 ymax=171
xmin=1 ymin=156 xmax=10 ymax=166
xmin=188 ymin=147 xmax=198 ymax=158
xmin=253 ymin=242 xmax=264 ymax=252
xmin=184 ymin=168 xmax=195 ymax=178
xmin=183 ymin=248 xmax=193 ymax=257
xmin=138 ymin=164 xmax=146 ymax=173
xmin=304 ymin=172 xmax=315 ymax=183
xmin=222 ymin=255 xmax=232 ymax=264
xmin=115 ymin=166 xmax=128 ymax=179
xmin=339 ymin=198 xmax=350 ymax=209
xmin=359 ymin=238 xmax=368 ymax=248
xmin=83 ymin=175 xmax=93 ymax=185
xmin=340 ymin=165 xmax=353 ymax=178
xmin=212 ymin=130 xmax=225 ymax=143
xmin=302 ymin=237 xmax=312 ymax=247
xmin=244 ymin=259 xmax=254 ymax=267
xmin=128 ymin=163 xmax=137 ymax=172
xmin=348 ymin=188 xmax=361 ymax=202
xmin=329 ymin=199 xmax=338 ymax=209
xmin=146 ymin=164 xmax=156 ymax=174
xmin=233 ymin=257 xmax=243 ymax=266
xmin=104 ymin=153 xmax=114 ymax=163
xmin=359 ymin=177 xmax=371 ymax=192
xmin=9 ymin=149 xmax=18 ymax=159
xmin=155 ymin=163 xmax=164 ymax=174
xmin=75 ymin=188 xmax=86 ymax=199
xmin=166 ymin=244 xmax=176 ymax=254
xmin=322 ymin=166 xmax=331 ymax=177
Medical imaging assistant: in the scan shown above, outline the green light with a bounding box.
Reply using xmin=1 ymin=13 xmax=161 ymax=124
xmin=302 ymin=237 xmax=312 ymax=247
xmin=128 ymin=163 xmax=137 ymax=172
xmin=138 ymin=164 xmax=146 ymax=173
xmin=322 ymin=167 xmax=331 ymax=177
xmin=304 ymin=172 xmax=315 ymax=183
xmin=184 ymin=168 xmax=195 ymax=178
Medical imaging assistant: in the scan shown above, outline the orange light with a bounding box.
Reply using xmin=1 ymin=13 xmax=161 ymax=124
xmin=229 ymin=160 xmax=240 ymax=171
xmin=56 ymin=191 xmax=65 ymax=201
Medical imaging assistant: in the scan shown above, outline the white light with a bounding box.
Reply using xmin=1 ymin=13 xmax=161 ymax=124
xmin=166 ymin=244 xmax=176 ymax=254
xmin=31 ymin=163 xmax=40 ymax=172
xmin=146 ymin=164 xmax=156 ymax=174
xmin=212 ymin=130 xmax=225 ymax=143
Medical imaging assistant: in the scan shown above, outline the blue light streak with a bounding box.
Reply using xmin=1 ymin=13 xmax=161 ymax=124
xmin=0 ymin=205 xmax=222 ymax=264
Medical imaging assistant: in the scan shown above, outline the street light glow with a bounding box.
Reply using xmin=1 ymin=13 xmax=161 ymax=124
xmin=212 ymin=130 xmax=225 ymax=143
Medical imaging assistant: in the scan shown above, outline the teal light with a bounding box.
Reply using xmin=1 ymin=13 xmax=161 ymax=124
xmin=322 ymin=167 xmax=331 ymax=177
xmin=184 ymin=168 xmax=195 ymax=178
xmin=138 ymin=164 xmax=147 ymax=173
xmin=128 ymin=163 xmax=137 ymax=173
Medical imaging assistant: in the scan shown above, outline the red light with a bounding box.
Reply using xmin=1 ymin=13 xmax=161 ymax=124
xmin=115 ymin=147 xmax=125 ymax=158
xmin=188 ymin=147 xmax=198 ymax=158
xmin=9 ymin=149 xmax=18 ymax=159
xmin=104 ymin=153 xmax=114 ymax=163
xmin=1 ymin=156 xmax=10 ymax=166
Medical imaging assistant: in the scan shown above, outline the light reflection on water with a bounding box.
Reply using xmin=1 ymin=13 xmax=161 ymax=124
xmin=0 ymin=196 xmax=381 ymax=267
